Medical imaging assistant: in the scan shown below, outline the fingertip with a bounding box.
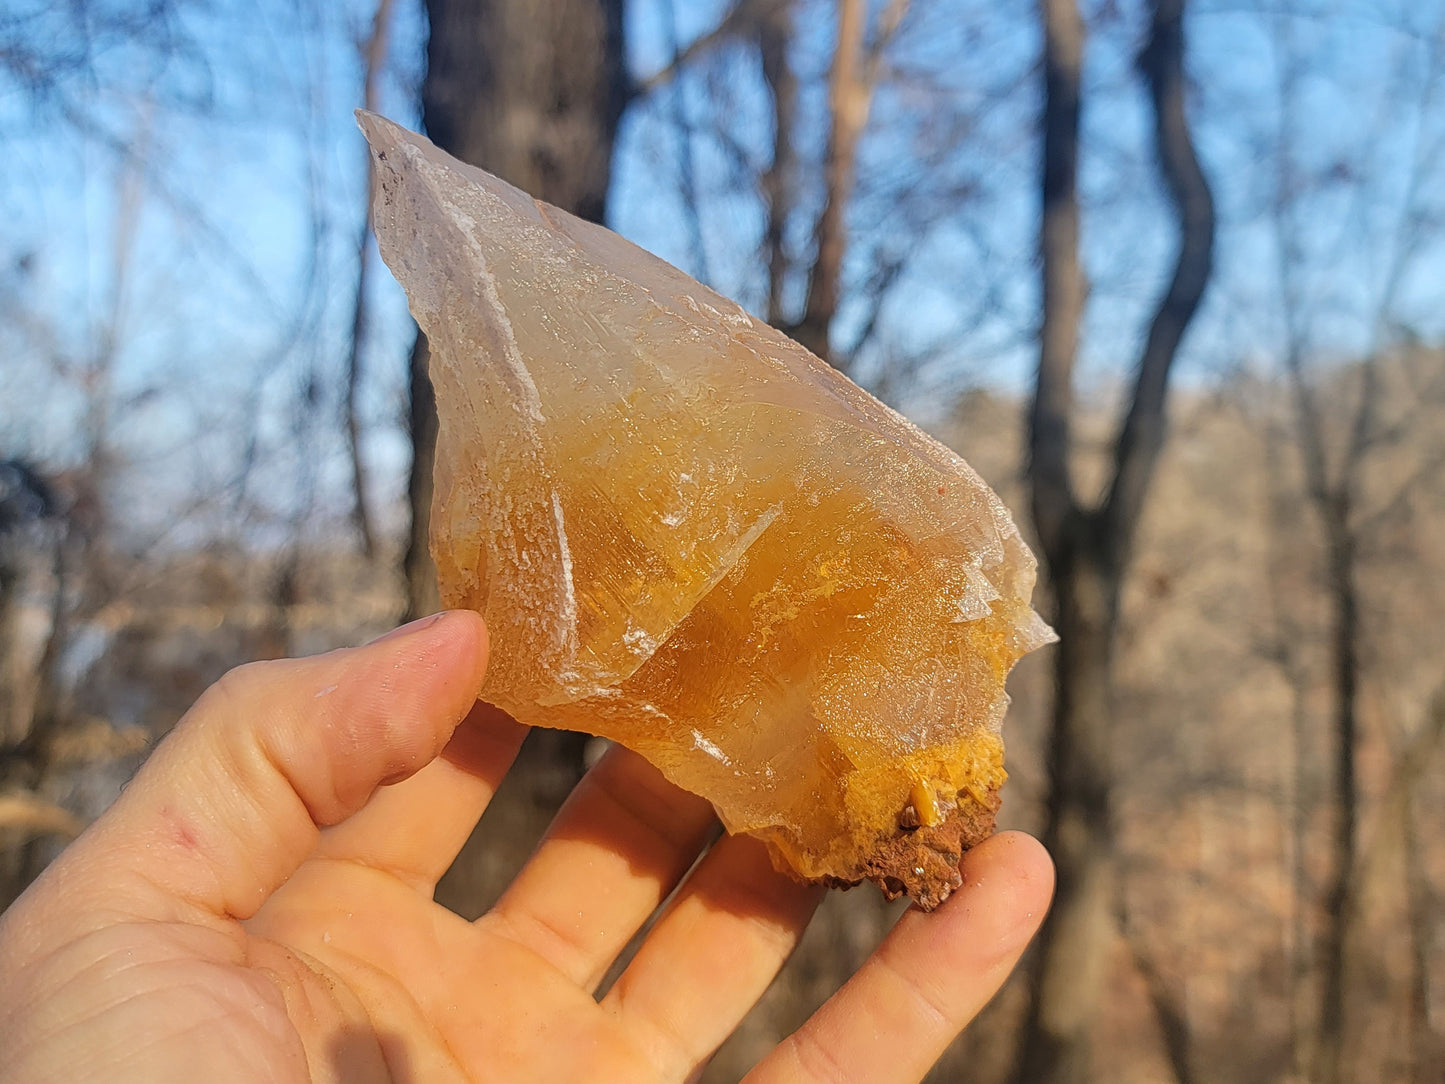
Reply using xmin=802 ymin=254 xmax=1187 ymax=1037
xmin=430 ymin=609 xmax=490 ymax=699
xmin=750 ymin=835 xmax=1049 ymax=1083
xmin=931 ymin=830 xmax=1053 ymax=961
xmin=364 ymin=609 xmax=489 ymax=689
xmin=450 ymin=608 xmax=492 ymax=690
xmin=965 ymin=830 xmax=1054 ymax=898
xmin=319 ymin=610 xmax=490 ymax=797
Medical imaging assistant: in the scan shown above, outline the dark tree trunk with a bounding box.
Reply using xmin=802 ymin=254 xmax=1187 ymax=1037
xmin=411 ymin=0 xmax=628 ymax=915
xmin=1015 ymin=1 xmax=1214 ymax=1080
xmin=793 ymin=0 xmax=867 ymax=365
xmin=1279 ymin=250 xmax=1372 ymax=1084
xmin=406 ymin=0 xmax=628 ymax=619
xmin=1016 ymin=534 xmax=1120 ymax=1084
xmin=1315 ymin=504 xmax=1361 ymax=1084
xmin=404 ymin=333 xmax=441 ymax=621
xmin=420 ymin=0 xmax=626 ymax=217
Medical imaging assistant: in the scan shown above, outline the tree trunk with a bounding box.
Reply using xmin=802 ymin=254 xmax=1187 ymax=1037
xmin=792 ymin=0 xmax=907 ymax=368
xmin=1315 ymin=506 xmax=1361 ymax=1084
xmin=758 ymin=0 xmax=798 ymax=327
xmin=792 ymin=0 xmax=868 ymax=364
xmin=1015 ymin=5 xmax=1095 ymax=1076
xmin=1016 ymin=1 xmax=1214 ymax=1080
xmin=412 ymin=0 xmax=628 ymax=915
xmin=406 ymin=0 xmax=627 ymax=618
xmin=404 ymin=333 xmax=441 ymax=620
xmin=1124 ymin=910 xmax=1199 ymax=1084
xmin=1017 ymin=537 xmax=1120 ymax=1084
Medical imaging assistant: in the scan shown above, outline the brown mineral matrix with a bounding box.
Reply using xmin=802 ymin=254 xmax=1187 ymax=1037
xmin=360 ymin=111 xmax=1055 ymax=909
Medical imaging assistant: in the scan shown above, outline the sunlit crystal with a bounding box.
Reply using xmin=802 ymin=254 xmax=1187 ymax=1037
xmin=361 ymin=112 xmax=1055 ymax=908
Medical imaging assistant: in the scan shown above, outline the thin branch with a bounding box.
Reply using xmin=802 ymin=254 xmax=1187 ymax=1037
xmin=0 ymin=791 xmax=83 ymax=841
xmin=342 ymin=0 xmax=395 ymax=560
xmin=860 ymin=0 xmax=911 ymax=87
xmin=838 ymin=251 xmax=905 ymax=368
xmin=1119 ymin=899 xmax=1198 ymax=1084
xmin=659 ymin=0 xmax=710 ymax=284
xmin=55 ymin=98 xmax=286 ymax=321
xmin=794 ymin=0 xmax=911 ymax=367
xmin=628 ymin=0 xmax=755 ymax=99
xmin=1342 ymin=17 xmax=1445 ymax=492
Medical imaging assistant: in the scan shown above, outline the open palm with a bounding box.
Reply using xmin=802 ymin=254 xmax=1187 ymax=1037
xmin=0 ymin=612 xmax=1051 ymax=1083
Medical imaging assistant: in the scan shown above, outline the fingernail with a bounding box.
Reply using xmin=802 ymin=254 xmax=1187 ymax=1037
xmin=368 ymin=612 xmax=449 ymax=646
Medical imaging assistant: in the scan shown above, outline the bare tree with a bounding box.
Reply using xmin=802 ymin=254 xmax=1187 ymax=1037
xmin=792 ymin=0 xmax=868 ymax=361
xmin=1014 ymin=1 xmax=1215 ymax=1080
xmin=638 ymin=0 xmax=936 ymax=376
xmin=1265 ymin=12 xmax=1445 ymax=1080
xmin=757 ymin=0 xmax=797 ymax=326
xmin=791 ymin=0 xmax=909 ymax=364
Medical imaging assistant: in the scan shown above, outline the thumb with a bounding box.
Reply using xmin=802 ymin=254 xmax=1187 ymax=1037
xmin=52 ymin=610 xmax=489 ymax=923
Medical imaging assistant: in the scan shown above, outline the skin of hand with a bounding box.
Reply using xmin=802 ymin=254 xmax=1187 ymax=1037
xmin=0 ymin=611 xmax=1053 ymax=1083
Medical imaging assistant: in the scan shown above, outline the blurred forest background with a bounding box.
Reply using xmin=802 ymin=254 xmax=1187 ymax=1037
xmin=2 ymin=0 xmax=1443 ymax=1080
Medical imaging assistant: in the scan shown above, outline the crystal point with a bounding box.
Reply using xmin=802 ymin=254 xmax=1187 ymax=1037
xmin=360 ymin=111 xmax=1055 ymax=909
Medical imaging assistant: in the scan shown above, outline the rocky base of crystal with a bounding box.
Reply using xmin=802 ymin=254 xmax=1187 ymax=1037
xmin=777 ymin=785 xmax=1001 ymax=911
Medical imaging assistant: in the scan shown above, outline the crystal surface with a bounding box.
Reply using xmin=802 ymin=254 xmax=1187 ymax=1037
xmin=360 ymin=112 xmax=1056 ymax=908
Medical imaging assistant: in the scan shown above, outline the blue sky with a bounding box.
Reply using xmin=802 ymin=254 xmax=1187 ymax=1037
xmin=3 ymin=0 xmax=1443 ymax=548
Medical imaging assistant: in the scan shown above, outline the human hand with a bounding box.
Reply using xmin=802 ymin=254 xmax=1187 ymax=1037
xmin=0 ymin=611 xmax=1052 ymax=1082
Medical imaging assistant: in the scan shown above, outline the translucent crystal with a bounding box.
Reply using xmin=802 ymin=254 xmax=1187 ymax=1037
xmin=361 ymin=112 xmax=1055 ymax=908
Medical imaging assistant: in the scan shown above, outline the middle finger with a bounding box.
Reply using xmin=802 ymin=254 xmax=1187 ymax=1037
xmin=480 ymin=743 xmax=719 ymax=990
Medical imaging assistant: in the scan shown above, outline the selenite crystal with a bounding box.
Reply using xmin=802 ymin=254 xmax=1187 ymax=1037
xmin=360 ymin=112 xmax=1055 ymax=909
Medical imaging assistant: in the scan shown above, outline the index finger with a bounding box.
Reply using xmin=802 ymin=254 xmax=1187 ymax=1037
xmin=745 ymin=831 xmax=1053 ymax=1084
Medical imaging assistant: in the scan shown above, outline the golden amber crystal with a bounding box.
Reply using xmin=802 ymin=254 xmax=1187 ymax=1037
xmin=361 ymin=113 xmax=1055 ymax=908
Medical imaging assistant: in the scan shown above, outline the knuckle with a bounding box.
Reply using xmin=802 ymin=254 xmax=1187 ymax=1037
xmin=785 ymin=1027 xmax=855 ymax=1083
xmin=203 ymin=658 xmax=287 ymax=723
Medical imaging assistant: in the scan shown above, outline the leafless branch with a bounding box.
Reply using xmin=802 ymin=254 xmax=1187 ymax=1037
xmin=1119 ymin=897 xmax=1199 ymax=1084
xmin=342 ymin=0 xmax=395 ymax=560
xmin=1101 ymin=0 xmax=1216 ymax=566
xmin=0 ymin=791 xmax=82 ymax=841
xmin=837 ymin=251 xmax=905 ymax=368
xmin=628 ymin=0 xmax=758 ymax=99
xmin=792 ymin=0 xmax=910 ymax=367
xmin=658 ymin=0 xmax=710 ymax=284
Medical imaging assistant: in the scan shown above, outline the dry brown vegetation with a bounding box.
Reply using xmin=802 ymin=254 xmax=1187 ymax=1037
xmin=4 ymin=354 xmax=1440 ymax=1082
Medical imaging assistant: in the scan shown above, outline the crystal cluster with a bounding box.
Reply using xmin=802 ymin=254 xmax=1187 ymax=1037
xmin=361 ymin=112 xmax=1054 ymax=908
